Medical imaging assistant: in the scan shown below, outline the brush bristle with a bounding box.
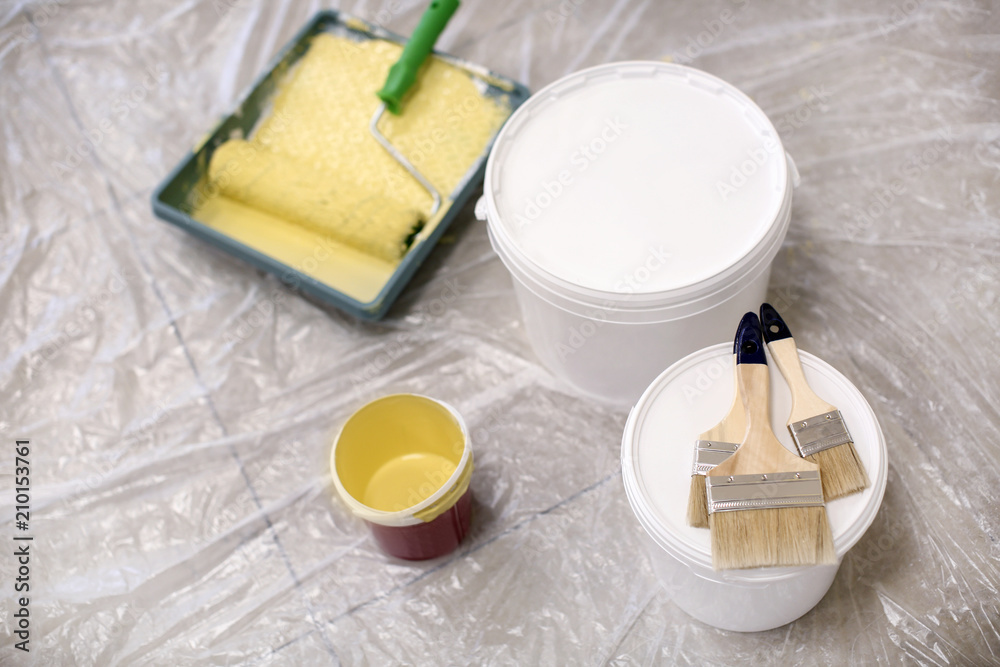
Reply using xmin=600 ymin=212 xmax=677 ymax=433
xmin=807 ymin=441 xmax=869 ymax=501
xmin=686 ymin=475 xmax=709 ymax=528
xmin=710 ymin=506 xmax=837 ymax=570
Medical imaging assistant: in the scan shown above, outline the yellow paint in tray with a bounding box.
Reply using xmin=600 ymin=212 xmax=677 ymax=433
xmin=194 ymin=33 xmax=509 ymax=301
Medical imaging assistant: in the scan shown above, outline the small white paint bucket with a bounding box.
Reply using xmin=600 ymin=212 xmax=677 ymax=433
xmin=478 ymin=62 xmax=798 ymax=405
xmin=621 ymin=343 xmax=887 ymax=632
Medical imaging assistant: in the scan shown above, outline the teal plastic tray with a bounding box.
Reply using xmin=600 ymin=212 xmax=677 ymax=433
xmin=152 ymin=10 xmax=529 ymax=320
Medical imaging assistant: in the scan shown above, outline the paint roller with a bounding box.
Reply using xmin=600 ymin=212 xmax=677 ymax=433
xmin=206 ymin=0 xmax=460 ymax=264
xmin=208 ymin=141 xmax=423 ymax=262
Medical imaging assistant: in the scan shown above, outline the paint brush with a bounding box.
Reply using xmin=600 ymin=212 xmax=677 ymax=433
xmin=686 ymin=347 xmax=744 ymax=528
xmin=759 ymin=303 xmax=869 ymax=501
xmin=707 ymin=312 xmax=836 ymax=570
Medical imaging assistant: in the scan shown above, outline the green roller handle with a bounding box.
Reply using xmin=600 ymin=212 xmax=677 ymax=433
xmin=377 ymin=0 xmax=460 ymax=114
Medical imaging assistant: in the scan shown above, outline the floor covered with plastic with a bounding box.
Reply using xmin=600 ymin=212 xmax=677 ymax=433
xmin=2 ymin=0 xmax=999 ymax=663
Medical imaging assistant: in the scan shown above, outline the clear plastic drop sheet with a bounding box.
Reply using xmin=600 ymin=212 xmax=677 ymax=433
xmin=2 ymin=0 xmax=999 ymax=664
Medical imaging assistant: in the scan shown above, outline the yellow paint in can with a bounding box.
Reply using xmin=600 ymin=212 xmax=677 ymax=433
xmin=334 ymin=395 xmax=471 ymax=522
xmin=364 ymin=452 xmax=457 ymax=512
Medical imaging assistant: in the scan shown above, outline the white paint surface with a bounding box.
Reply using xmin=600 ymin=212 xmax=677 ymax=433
xmin=489 ymin=63 xmax=788 ymax=293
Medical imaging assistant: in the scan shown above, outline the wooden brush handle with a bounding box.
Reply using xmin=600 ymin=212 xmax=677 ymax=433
xmin=759 ymin=304 xmax=835 ymax=424
xmin=718 ymin=330 xmax=745 ymax=436
xmin=723 ymin=356 xmax=746 ymax=431
xmin=739 ymin=361 xmax=773 ymax=444
xmin=710 ymin=313 xmax=817 ymax=477
xmin=700 ymin=355 xmax=746 ymax=443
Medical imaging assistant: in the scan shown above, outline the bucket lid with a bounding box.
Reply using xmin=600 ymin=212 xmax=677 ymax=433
xmin=484 ymin=62 xmax=789 ymax=296
xmin=621 ymin=343 xmax=888 ymax=582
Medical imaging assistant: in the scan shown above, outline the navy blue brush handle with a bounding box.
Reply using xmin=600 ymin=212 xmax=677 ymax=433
xmin=759 ymin=303 xmax=793 ymax=342
xmin=735 ymin=312 xmax=767 ymax=366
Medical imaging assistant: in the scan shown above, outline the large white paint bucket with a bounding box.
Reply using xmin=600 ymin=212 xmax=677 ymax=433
xmin=478 ymin=62 xmax=798 ymax=405
xmin=621 ymin=343 xmax=888 ymax=632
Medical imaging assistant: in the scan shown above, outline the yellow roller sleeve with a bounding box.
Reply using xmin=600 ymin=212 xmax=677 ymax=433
xmin=208 ymin=140 xmax=422 ymax=262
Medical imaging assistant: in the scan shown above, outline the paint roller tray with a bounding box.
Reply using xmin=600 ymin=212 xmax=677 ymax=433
xmin=151 ymin=10 xmax=529 ymax=320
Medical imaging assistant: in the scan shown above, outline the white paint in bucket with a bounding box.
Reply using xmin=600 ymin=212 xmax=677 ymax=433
xmin=478 ymin=62 xmax=798 ymax=405
xmin=621 ymin=344 xmax=888 ymax=632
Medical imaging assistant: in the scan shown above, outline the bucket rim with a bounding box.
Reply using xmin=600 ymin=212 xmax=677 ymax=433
xmin=331 ymin=393 xmax=473 ymax=527
xmin=487 ymin=185 xmax=787 ymax=325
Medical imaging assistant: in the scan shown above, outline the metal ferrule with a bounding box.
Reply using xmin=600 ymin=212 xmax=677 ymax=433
xmin=691 ymin=440 xmax=739 ymax=476
xmin=789 ymin=410 xmax=852 ymax=458
xmin=706 ymin=470 xmax=824 ymax=513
